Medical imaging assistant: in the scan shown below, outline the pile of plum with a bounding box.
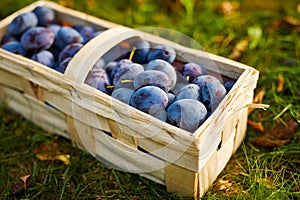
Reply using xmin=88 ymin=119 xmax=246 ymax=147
xmin=0 ymin=6 xmax=236 ymax=133
xmin=0 ymin=6 xmax=103 ymax=73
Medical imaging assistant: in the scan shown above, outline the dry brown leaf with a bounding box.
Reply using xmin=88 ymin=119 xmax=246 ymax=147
xmin=251 ymin=119 xmax=299 ymax=148
xmin=248 ymin=89 xmax=265 ymax=115
xmin=33 ymin=143 xmax=70 ymax=165
xmin=215 ymin=178 xmax=240 ymax=194
xmin=276 ymin=72 xmax=285 ymax=92
xmin=130 ymin=196 xmax=139 ymax=200
xmin=12 ymin=175 xmax=31 ymax=195
xmin=248 ymin=120 xmax=265 ymax=132
xmin=216 ymin=1 xmax=240 ymax=15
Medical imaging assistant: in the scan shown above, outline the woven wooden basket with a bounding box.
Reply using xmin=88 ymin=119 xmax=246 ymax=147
xmin=0 ymin=1 xmax=261 ymax=198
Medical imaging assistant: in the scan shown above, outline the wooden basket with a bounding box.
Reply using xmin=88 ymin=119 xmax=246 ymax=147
xmin=0 ymin=1 xmax=260 ymax=198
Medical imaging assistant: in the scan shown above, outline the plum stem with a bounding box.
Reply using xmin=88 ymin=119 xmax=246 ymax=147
xmin=129 ymin=46 xmax=136 ymax=61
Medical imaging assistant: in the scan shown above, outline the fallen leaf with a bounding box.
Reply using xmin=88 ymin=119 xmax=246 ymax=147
xmin=33 ymin=143 xmax=70 ymax=165
xmin=248 ymin=90 xmax=265 ymax=115
xmin=298 ymin=4 xmax=300 ymax=13
xmin=130 ymin=196 xmax=139 ymax=200
xmin=12 ymin=175 xmax=31 ymax=195
xmin=251 ymin=119 xmax=299 ymax=148
xmin=218 ymin=179 xmax=232 ymax=191
xmin=268 ymin=16 xmax=300 ymax=33
xmin=284 ymin=16 xmax=300 ymax=26
xmin=256 ymin=177 xmax=274 ymax=189
xmin=215 ymin=178 xmax=240 ymax=194
xmin=248 ymin=120 xmax=265 ymax=132
xmin=215 ymin=1 xmax=240 ymax=15
xmin=229 ymin=39 xmax=249 ymax=60
xmin=276 ymin=72 xmax=285 ymax=92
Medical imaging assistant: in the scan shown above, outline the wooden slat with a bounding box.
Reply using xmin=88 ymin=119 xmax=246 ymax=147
xmin=165 ymin=163 xmax=199 ymax=197
xmin=0 ymin=85 xmax=69 ymax=139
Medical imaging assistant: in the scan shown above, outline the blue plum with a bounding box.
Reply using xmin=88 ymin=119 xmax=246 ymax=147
xmin=1 ymin=41 xmax=26 ymax=56
xmin=21 ymin=27 xmax=55 ymax=52
xmin=130 ymin=39 xmax=150 ymax=64
xmin=48 ymin=24 xmax=61 ymax=36
xmin=224 ymin=80 xmax=236 ymax=92
xmin=145 ymin=59 xmax=177 ymax=90
xmin=148 ymin=105 xmax=167 ymax=122
xmin=79 ymin=26 xmax=96 ymax=43
xmin=147 ymin=45 xmax=176 ymax=64
xmin=85 ymin=68 xmax=111 ymax=94
xmin=192 ymin=75 xmax=227 ymax=112
xmin=129 ymin=86 xmax=168 ymax=114
xmin=170 ymin=71 xmax=189 ymax=95
xmin=54 ymin=27 xmax=84 ymax=50
xmin=58 ymin=42 xmax=83 ymax=63
xmin=167 ymin=92 xmax=176 ymax=107
xmin=133 ymin=70 xmax=171 ymax=92
xmin=103 ymin=61 xmax=117 ymax=74
xmin=31 ymin=50 xmax=55 ymax=68
xmin=0 ymin=33 xmax=18 ymax=45
xmin=33 ymin=6 xmax=55 ymax=26
xmin=111 ymin=88 xmax=134 ymax=104
xmin=167 ymin=99 xmax=207 ymax=133
xmin=113 ymin=63 xmax=144 ymax=89
xmin=7 ymin=12 xmax=38 ymax=36
xmin=56 ymin=57 xmax=72 ymax=73
xmin=182 ymin=62 xmax=207 ymax=83
xmin=109 ymin=59 xmax=132 ymax=82
xmin=176 ymin=84 xmax=200 ymax=101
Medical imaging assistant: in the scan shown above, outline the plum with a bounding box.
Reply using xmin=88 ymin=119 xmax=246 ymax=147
xmin=33 ymin=6 xmax=55 ymax=26
xmin=192 ymin=75 xmax=226 ymax=112
xmin=182 ymin=62 xmax=207 ymax=83
xmin=85 ymin=68 xmax=111 ymax=94
xmin=145 ymin=59 xmax=177 ymax=90
xmin=147 ymin=45 xmax=176 ymax=63
xmin=58 ymin=43 xmax=83 ymax=63
xmin=167 ymin=99 xmax=207 ymax=133
xmin=130 ymin=85 xmax=168 ymax=114
xmin=113 ymin=63 xmax=144 ymax=89
xmin=31 ymin=50 xmax=55 ymax=68
xmin=1 ymin=41 xmax=26 ymax=56
xmin=54 ymin=27 xmax=84 ymax=50
xmin=21 ymin=27 xmax=55 ymax=52
xmin=133 ymin=70 xmax=171 ymax=92
xmin=176 ymin=84 xmax=201 ymax=101
xmin=130 ymin=39 xmax=150 ymax=64
xmin=7 ymin=12 xmax=38 ymax=36
xmin=111 ymin=88 xmax=134 ymax=104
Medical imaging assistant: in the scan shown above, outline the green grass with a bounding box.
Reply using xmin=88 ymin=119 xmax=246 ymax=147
xmin=0 ymin=0 xmax=300 ymax=199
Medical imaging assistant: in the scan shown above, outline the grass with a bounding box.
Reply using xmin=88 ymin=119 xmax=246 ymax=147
xmin=0 ymin=0 xmax=300 ymax=199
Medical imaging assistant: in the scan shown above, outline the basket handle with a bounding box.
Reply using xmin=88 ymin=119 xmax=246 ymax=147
xmin=64 ymin=26 xmax=146 ymax=83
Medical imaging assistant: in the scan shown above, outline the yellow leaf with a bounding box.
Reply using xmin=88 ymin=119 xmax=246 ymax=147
xmin=34 ymin=143 xmax=70 ymax=165
xmin=216 ymin=1 xmax=240 ymax=15
xmin=276 ymin=72 xmax=285 ymax=92
xmin=55 ymin=154 xmax=71 ymax=165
